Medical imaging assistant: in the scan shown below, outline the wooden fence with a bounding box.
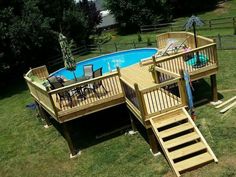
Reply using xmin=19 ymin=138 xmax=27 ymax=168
xmin=47 ymin=34 xmax=236 ymax=70
xmin=213 ymin=34 xmax=236 ymax=50
xmin=140 ymin=16 xmax=236 ymax=33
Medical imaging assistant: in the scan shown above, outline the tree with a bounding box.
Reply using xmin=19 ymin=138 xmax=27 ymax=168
xmin=38 ymin=0 xmax=102 ymax=44
xmin=168 ymin=0 xmax=219 ymax=17
xmin=0 ymin=0 xmax=54 ymax=77
xmin=105 ymin=0 xmax=220 ymax=32
xmin=0 ymin=0 xmax=102 ymax=80
xmin=105 ymin=0 xmax=171 ymax=32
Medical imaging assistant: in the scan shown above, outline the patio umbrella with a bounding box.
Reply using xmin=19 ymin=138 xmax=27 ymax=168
xmin=184 ymin=15 xmax=204 ymax=66
xmin=58 ymin=33 xmax=77 ymax=80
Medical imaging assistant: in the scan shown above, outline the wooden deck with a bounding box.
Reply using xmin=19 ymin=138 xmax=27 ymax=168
xmin=120 ymin=64 xmax=156 ymax=89
xmin=24 ymin=32 xmax=219 ymax=176
xmin=24 ymin=32 xmax=218 ymax=125
xmin=120 ymin=64 xmax=182 ymax=117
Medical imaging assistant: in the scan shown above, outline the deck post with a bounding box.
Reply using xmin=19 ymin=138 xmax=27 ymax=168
xmin=128 ymin=111 xmax=137 ymax=133
xmin=152 ymin=56 xmax=160 ymax=83
xmin=62 ymin=122 xmax=81 ymax=158
xmin=37 ymin=102 xmax=51 ymax=128
xmin=147 ymin=128 xmax=160 ymax=155
xmin=179 ymin=70 xmax=188 ymax=106
xmin=210 ymin=74 xmax=218 ymax=102
xmin=134 ymin=83 xmax=147 ymax=121
xmin=117 ymin=67 xmax=126 ymax=95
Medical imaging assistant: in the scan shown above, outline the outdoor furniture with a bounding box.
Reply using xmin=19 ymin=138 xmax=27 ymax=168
xmin=83 ymin=67 xmax=108 ymax=98
xmin=156 ymin=42 xmax=173 ymax=57
xmin=83 ymin=64 xmax=94 ymax=79
xmin=63 ymin=76 xmax=90 ymax=100
xmin=47 ymin=76 xmax=73 ymax=108
xmin=156 ymin=37 xmax=190 ymax=57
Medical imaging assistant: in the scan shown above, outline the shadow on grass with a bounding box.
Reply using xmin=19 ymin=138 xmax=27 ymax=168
xmin=48 ymin=104 xmax=152 ymax=152
xmin=49 ymin=104 xmax=133 ymax=151
xmin=192 ymin=79 xmax=223 ymax=107
xmin=0 ymin=78 xmax=28 ymax=100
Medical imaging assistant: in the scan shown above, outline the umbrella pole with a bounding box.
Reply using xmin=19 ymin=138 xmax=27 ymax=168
xmin=73 ymin=71 xmax=77 ymax=81
xmin=193 ymin=23 xmax=201 ymax=66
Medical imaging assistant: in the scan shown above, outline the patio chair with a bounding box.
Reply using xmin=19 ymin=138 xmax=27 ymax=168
xmin=156 ymin=36 xmax=190 ymax=57
xmin=156 ymin=42 xmax=174 ymax=57
xmin=83 ymin=64 xmax=94 ymax=79
xmin=171 ymin=36 xmax=190 ymax=53
xmin=83 ymin=67 xmax=108 ymax=98
xmin=47 ymin=76 xmax=73 ymax=108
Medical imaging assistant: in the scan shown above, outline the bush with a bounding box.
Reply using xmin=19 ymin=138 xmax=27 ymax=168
xmin=137 ymin=33 xmax=142 ymax=42
xmin=94 ymin=33 xmax=112 ymax=44
xmin=234 ymin=25 xmax=236 ymax=35
xmin=147 ymin=37 xmax=152 ymax=46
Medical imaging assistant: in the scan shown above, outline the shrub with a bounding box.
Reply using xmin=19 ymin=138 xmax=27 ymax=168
xmin=137 ymin=33 xmax=142 ymax=42
xmin=147 ymin=37 xmax=152 ymax=46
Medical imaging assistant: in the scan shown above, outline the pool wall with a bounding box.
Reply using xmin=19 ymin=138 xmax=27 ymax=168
xmin=51 ymin=48 xmax=158 ymax=80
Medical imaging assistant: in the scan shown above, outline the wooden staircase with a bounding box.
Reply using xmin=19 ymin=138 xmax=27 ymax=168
xmin=150 ymin=107 xmax=218 ymax=177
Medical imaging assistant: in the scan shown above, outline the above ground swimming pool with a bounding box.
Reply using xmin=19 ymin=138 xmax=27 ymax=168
xmin=52 ymin=48 xmax=158 ymax=80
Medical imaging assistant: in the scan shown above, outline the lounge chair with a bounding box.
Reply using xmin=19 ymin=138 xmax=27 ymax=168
xmin=47 ymin=76 xmax=73 ymax=108
xmin=83 ymin=67 xmax=108 ymax=98
xmin=83 ymin=64 xmax=93 ymax=79
xmin=156 ymin=36 xmax=190 ymax=57
xmin=156 ymin=42 xmax=174 ymax=57
xmin=171 ymin=36 xmax=190 ymax=53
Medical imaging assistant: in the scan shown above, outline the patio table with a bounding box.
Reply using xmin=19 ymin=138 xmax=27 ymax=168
xmin=63 ymin=76 xmax=91 ymax=99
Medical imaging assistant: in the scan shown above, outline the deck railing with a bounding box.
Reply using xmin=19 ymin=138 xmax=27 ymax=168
xmin=26 ymin=65 xmax=49 ymax=80
xmin=120 ymin=75 xmax=185 ymax=122
xmin=156 ymin=32 xmax=213 ymax=49
xmin=155 ymin=43 xmax=217 ymax=77
xmin=48 ymin=72 xmax=122 ymax=115
xmin=120 ymin=78 xmax=140 ymax=110
xmin=25 ymin=67 xmax=123 ymax=121
xmin=140 ymin=77 xmax=183 ymax=119
xmin=24 ymin=76 xmax=56 ymax=116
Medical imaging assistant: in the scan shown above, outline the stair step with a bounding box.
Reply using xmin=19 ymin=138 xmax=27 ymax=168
xmin=175 ymin=152 xmax=214 ymax=173
xmin=169 ymin=142 xmax=206 ymax=160
xmin=154 ymin=113 xmax=187 ymax=129
xmin=159 ymin=122 xmax=193 ymax=138
xmin=165 ymin=132 xmax=200 ymax=149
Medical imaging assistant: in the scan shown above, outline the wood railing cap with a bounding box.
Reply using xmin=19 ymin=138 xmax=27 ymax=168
xmin=49 ymin=71 xmax=118 ymax=94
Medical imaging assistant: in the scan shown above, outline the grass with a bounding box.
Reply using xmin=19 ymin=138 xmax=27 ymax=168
xmin=1 ymin=1 xmax=236 ymax=176
xmin=1 ymin=50 xmax=236 ymax=177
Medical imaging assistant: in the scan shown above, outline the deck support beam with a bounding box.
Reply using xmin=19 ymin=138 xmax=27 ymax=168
xmin=37 ymin=102 xmax=51 ymax=128
xmin=128 ymin=112 xmax=137 ymax=135
xmin=129 ymin=112 xmax=137 ymax=132
xmin=210 ymin=74 xmax=218 ymax=102
xmin=147 ymin=128 xmax=160 ymax=155
xmin=62 ymin=122 xmax=81 ymax=158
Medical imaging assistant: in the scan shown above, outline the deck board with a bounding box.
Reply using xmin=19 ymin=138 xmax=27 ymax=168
xmin=121 ymin=64 xmax=156 ymax=89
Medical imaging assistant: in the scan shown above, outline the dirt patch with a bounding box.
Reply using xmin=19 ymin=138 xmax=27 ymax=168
xmin=213 ymin=2 xmax=230 ymax=14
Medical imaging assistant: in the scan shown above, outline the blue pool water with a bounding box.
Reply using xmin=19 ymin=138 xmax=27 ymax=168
xmin=52 ymin=48 xmax=157 ymax=80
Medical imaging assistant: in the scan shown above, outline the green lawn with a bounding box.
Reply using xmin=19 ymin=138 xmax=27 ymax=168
xmin=1 ymin=49 xmax=236 ymax=177
xmin=1 ymin=1 xmax=236 ymax=176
